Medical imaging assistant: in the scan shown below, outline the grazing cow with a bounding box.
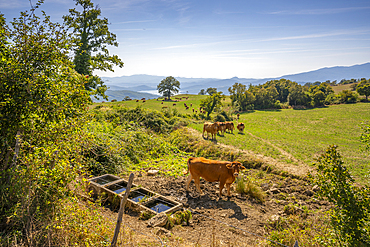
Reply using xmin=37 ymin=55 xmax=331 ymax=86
xmin=237 ymin=122 xmax=245 ymax=132
xmin=142 ymin=100 xmax=146 ymax=103
xmin=161 ymin=102 xmax=163 ymax=104
xmin=141 ymin=98 xmax=146 ymax=100
xmin=136 ymin=100 xmax=139 ymax=102
xmin=216 ymin=122 xmax=227 ymax=135
xmin=202 ymin=122 xmax=218 ymax=140
xmin=225 ymin=122 xmax=234 ymax=133
xmin=192 ymin=108 xmax=194 ymax=112
xmin=185 ymin=157 xmax=246 ymax=197
xmin=162 ymin=106 xmax=168 ymax=109
xmin=173 ymin=103 xmax=176 ymax=106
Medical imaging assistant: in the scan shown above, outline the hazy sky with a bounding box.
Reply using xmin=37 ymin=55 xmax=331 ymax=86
xmin=2 ymin=0 xmax=370 ymax=79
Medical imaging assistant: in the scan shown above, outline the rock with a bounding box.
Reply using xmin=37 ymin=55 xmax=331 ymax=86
xmin=260 ymin=183 xmax=270 ymax=191
xmin=268 ymin=188 xmax=281 ymax=194
xmin=312 ymin=185 xmax=320 ymax=192
xmin=148 ymin=212 xmax=168 ymax=228
xmin=270 ymin=214 xmax=280 ymax=222
xmin=154 ymin=227 xmax=171 ymax=237
xmin=147 ymin=170 xmax=159 ymax=176
xmin=304 ymin=189 xmax=314 ymax=197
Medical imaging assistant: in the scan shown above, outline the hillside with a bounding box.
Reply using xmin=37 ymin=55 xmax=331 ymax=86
xmin=101 ymin=62 xmax=370 ymax=95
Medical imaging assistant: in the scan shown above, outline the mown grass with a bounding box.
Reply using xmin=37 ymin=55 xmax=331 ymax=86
xmin=190 ymin=103 xmax=370 ymax=184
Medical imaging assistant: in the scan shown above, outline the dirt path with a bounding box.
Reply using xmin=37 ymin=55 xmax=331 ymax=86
xmin=187 ymin=127 xmax=314 ymax=178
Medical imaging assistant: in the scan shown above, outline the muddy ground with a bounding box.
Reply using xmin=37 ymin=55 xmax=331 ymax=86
xmin=100 ymin=170 xmax=330 ymax=247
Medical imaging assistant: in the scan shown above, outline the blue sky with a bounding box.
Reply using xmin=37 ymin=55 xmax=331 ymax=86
xmin=1 ymin=0 xmax=370 ymax=79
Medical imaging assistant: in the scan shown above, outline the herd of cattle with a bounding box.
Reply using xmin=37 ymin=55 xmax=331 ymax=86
xmin=203 ymin=121 xmax=245 ymax=140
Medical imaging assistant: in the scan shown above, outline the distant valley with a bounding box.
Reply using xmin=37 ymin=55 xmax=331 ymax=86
xmin=97 ymin=62 xmax=370 ymax=102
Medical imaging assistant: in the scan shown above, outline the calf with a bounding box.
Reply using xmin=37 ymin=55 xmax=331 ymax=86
xmin=237 ymin=122 xmax=245 ymax=132
xmin=185 ymin=157 xmax=245 ymax=197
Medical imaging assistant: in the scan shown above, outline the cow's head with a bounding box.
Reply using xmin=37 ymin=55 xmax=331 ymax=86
xmin=226 ymin=162 xmax=246 ymax=177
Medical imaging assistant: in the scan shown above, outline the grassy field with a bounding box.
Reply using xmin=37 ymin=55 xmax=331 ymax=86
xmin=98 ymin=96 xmax=370 ymax=185
xmin=190 ymin=103 xmax=370 ymax=184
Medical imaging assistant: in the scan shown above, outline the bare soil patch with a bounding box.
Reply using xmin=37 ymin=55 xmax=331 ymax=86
xmin=101 ymin=172 xmax=329 ymax=246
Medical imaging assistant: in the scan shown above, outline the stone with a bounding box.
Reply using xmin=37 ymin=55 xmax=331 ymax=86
xmin=260 ymin=183 xmax=270 ymax=191
xmin=304 ymin=189 xmax=314 ymax=197
xmin=148 ymin=212 xmax=168 ymax=228
xmin=154 ymin=227 xmax=171 ymax=237
xmin=268 ymin=188 xmax=281 ymax=194
xmin=312 ymin=185 xmax=320 ymax=192
xmin=147 ymin=170 xmax=159 ymax=176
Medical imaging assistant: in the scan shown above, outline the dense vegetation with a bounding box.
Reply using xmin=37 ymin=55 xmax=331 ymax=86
xmin=228 ymin=78 xmax=368 ymax=111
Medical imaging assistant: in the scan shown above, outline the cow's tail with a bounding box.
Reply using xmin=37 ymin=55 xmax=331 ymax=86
xmin=184 ymin=157 xmax=193 ymax=175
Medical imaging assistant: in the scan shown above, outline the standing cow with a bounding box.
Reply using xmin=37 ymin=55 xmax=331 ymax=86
xmin=185 ymin=157 xmax=245 ymax=197
xmin=202 ymin=122 xmax=218 ymax=140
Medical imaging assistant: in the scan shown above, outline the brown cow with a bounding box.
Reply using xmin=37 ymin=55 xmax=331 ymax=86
xmin=225 ymin=122 xmax=234 ymax=133
xmin=202 ymin=122 xmax=218 ymax=140
xmin=216 ymin=122 xmax=226 ymax=135
xmin=237 ymin=122 xmax=245 ymax=132
xmin=185 ymin=157 xmax=245 ymax=197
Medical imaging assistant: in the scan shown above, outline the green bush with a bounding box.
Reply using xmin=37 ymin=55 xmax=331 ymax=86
xmin=310 ymin=145 xmax=370 ymax=246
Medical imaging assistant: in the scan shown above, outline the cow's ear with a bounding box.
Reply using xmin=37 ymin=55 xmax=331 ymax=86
xmin=226 ymin=164 xmax=233 ymax=169
xmin=240 ymin=165 xmax=246 ymax=170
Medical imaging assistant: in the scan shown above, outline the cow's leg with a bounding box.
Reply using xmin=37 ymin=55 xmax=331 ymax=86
xmin=219 ymin=181 xmax=226 ymax=197
xmin=194 ymin=176 xmax=204 ymax=195
xmin=186 ymin=174 xmax=193 ymax=192
xmin=226 ymin=183 xmax=231 ymax=197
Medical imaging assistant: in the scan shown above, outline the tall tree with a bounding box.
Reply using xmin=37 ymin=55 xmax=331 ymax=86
xmin=157 ymin=76 xmax=180 ymax=100
xmin=1 ymin=2 xmax=91 ymax=243
xmin=206 ymin=87 xmax=218 ymax=95
xmin=63 ymin=0 xmax=124 ymax=99
xmin=200 ymin=92 xmax=224 ymax=118
xmin=228 ymin=83 xmax=255 ymax=111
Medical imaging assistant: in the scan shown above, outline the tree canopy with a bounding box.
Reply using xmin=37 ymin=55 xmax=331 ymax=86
xmin=357 ymin=79 xmax=370 ymax=101
xmin=200 ymin=92 xmax=224 ymax=118
xmin=63 ymin=0 xmax=124 ymax=99
xmin=157 ymin=76 xmax=180 ymax=100
xmin=0 ymin=2 xmax=91 ymax=242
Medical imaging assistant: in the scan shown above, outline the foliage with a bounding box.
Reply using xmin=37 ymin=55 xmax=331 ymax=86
xmin=228 ymin=83 xmax=255 ymax=111
xmin=213 ymin=114 xmax=226 ymax=123
xmin=157 ymin=76 xmax=180 ymax=100
xmin=338 ymin=90 xmax=359 ymax=103
xmin=198 ymin=89 xmax=206 ymax=95
xmin=287 ymin=83 xmax=311 ymax=107
xmin=206 ymin=87 xmax=218 ymax=95
xmin=310 ymin=145 xmax=370 ymax=246
xmin=235 ymin=177 xmax=265 ymax=203
xmin=356 ymin=79 xmax=370 ymax=101
xmin=361 ymin=123 xmax=370 ymax=151
xmin=0 ymin=3 xmax=91 ymax=245
xmin=63 ymin=0 xmax=124 ymax=99
xmin=200 ymin=92 xmax=224 ymax=118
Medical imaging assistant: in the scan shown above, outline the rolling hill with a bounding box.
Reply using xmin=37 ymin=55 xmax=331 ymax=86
xmin=100 ymin=62 xmax=370 ymax=97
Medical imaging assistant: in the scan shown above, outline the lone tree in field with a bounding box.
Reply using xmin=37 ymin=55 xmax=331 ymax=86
xmin=63 ymin=0 xmax=124 ymax=99
xmin=157 ymin=76 xmax=180 ymax=100
xmin=200 ymin=92 xmax=224 ymax=119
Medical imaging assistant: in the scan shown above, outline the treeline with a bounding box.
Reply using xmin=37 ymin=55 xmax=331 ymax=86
xmin=228 ymin=78 xmax=370 ymax=111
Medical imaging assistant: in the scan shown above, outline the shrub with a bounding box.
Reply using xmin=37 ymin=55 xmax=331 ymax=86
xmin=213 ymin=114 xmax=226 ymax=122
xmin=339 ymin=90 xmax=359 ymax=103
xmin=236 ymin=177 xmax=265 ymax=203
xmin=310 ymin=145 xmax=370 ymax=246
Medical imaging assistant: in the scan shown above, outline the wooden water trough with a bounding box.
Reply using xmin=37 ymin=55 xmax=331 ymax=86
xmin=87 ymin=174 xmax=182 ymax=215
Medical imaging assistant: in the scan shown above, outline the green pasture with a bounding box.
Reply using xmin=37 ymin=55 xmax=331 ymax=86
xmin=190 ymin=103 xmax=370 ymax=184
xmin=94 ymin=94 xmax=232 ymax=116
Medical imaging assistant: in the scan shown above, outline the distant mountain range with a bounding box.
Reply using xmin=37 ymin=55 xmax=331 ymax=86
xmin=98 ymin=62 xmax=370 ymax=101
